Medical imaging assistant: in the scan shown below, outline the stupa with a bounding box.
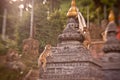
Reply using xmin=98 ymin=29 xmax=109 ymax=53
xmin=39 ymin=0 xmax=103 ymax=80
xmin=102 ymin=10 xmax=120 ymax=80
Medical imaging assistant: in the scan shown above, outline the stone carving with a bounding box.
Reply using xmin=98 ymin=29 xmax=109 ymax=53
xmin=6 ymin=48 xmax=20 ymax=62
xmin=6 ymin=48 xmax=26 ymax=72
xmin=22 ymin=38 xmax=39 ymax=54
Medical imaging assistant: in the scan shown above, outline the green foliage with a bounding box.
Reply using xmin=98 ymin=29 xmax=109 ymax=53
xmin=101 ymin=0 xmax=117 ymax=7
xmin=0 ymin=37 xmax=19 ymax=55
xmin=60 ymin=0 xmax=70 ymax=13
xmin=0 ymin=40 xmax=7 ymax=55
xmin=48 ymin=10 xmax=66 ymax=43
xmin=0 ymin=63 xmax=26 ymax=80
xmin=16 ymin=11 xmax=31 ymax=47
xmin=34 ymin=3 xmax=65 ymax=48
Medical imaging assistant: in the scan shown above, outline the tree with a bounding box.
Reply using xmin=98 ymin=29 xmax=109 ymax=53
xmin=34 ymin=2 xmax=65 ymax=49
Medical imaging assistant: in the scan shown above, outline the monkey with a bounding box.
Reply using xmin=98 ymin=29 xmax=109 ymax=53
xmin=83 ymin=27 xmax=91 ymax=49
xmin=101 ymin=30 xmax=107 ymax=42
xmin=38 ymin=44 xmax=52 ymax=72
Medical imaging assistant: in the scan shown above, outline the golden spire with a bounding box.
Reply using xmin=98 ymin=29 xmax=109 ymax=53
xmin=108 ymin=10 xmax=115 ymax=22
xmin=67 ymin=0 xmax=78 ymax=17
xmin=71 ymin=0 xmax=76 ymax=6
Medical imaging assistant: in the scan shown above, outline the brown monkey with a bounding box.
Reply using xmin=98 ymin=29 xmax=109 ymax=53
xmin=83 ymin=27 xmax=91 ymax=49
xmin=38 ymin=44 xmax=52 ymax=72
xmin=101 ymin=30 xmax=107 ymax=42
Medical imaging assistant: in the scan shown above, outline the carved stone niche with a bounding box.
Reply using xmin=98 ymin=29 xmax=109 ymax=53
xmin=39 ymin=17 xmax=103 ymax=80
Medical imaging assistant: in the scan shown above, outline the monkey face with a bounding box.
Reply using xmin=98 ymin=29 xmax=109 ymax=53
xmin=45 ymin=44 xmax=51 ymax=50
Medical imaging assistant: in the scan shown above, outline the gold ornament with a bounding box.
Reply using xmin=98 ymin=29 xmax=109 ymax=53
xmin=108 ymin=10 xmax=115 ymax=22
xmin=67 ymin=0 xmax=78 ymax=17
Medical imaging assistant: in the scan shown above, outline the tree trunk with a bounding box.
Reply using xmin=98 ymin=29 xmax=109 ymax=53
xmin=30 ymin=0 xmax=34 ymax=38
xmin=2 ymin=8 xmax=7 ymax=40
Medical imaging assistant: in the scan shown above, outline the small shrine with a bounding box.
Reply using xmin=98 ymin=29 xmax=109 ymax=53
xmin=39 ymin=0 xmax=103 ymax=80
xmin=102 ymin=10 xmax=120 ymax=80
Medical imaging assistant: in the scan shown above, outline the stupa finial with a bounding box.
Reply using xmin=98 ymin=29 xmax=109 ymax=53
xmin=67 ymin=0 xmax=78 ymax=17
xmin=71 ymin=0 xmax=76 ymax=6
xmin=108 ymin=10 xmax=115 ymax=22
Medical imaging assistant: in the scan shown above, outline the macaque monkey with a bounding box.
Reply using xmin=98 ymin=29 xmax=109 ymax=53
xmin=83 ymin=28 xmax=91 ymax=49
xmin=101 ymin=31 xmax=107 ymax=42
xmin=38 ymin=44 xmax=52 ymax=72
